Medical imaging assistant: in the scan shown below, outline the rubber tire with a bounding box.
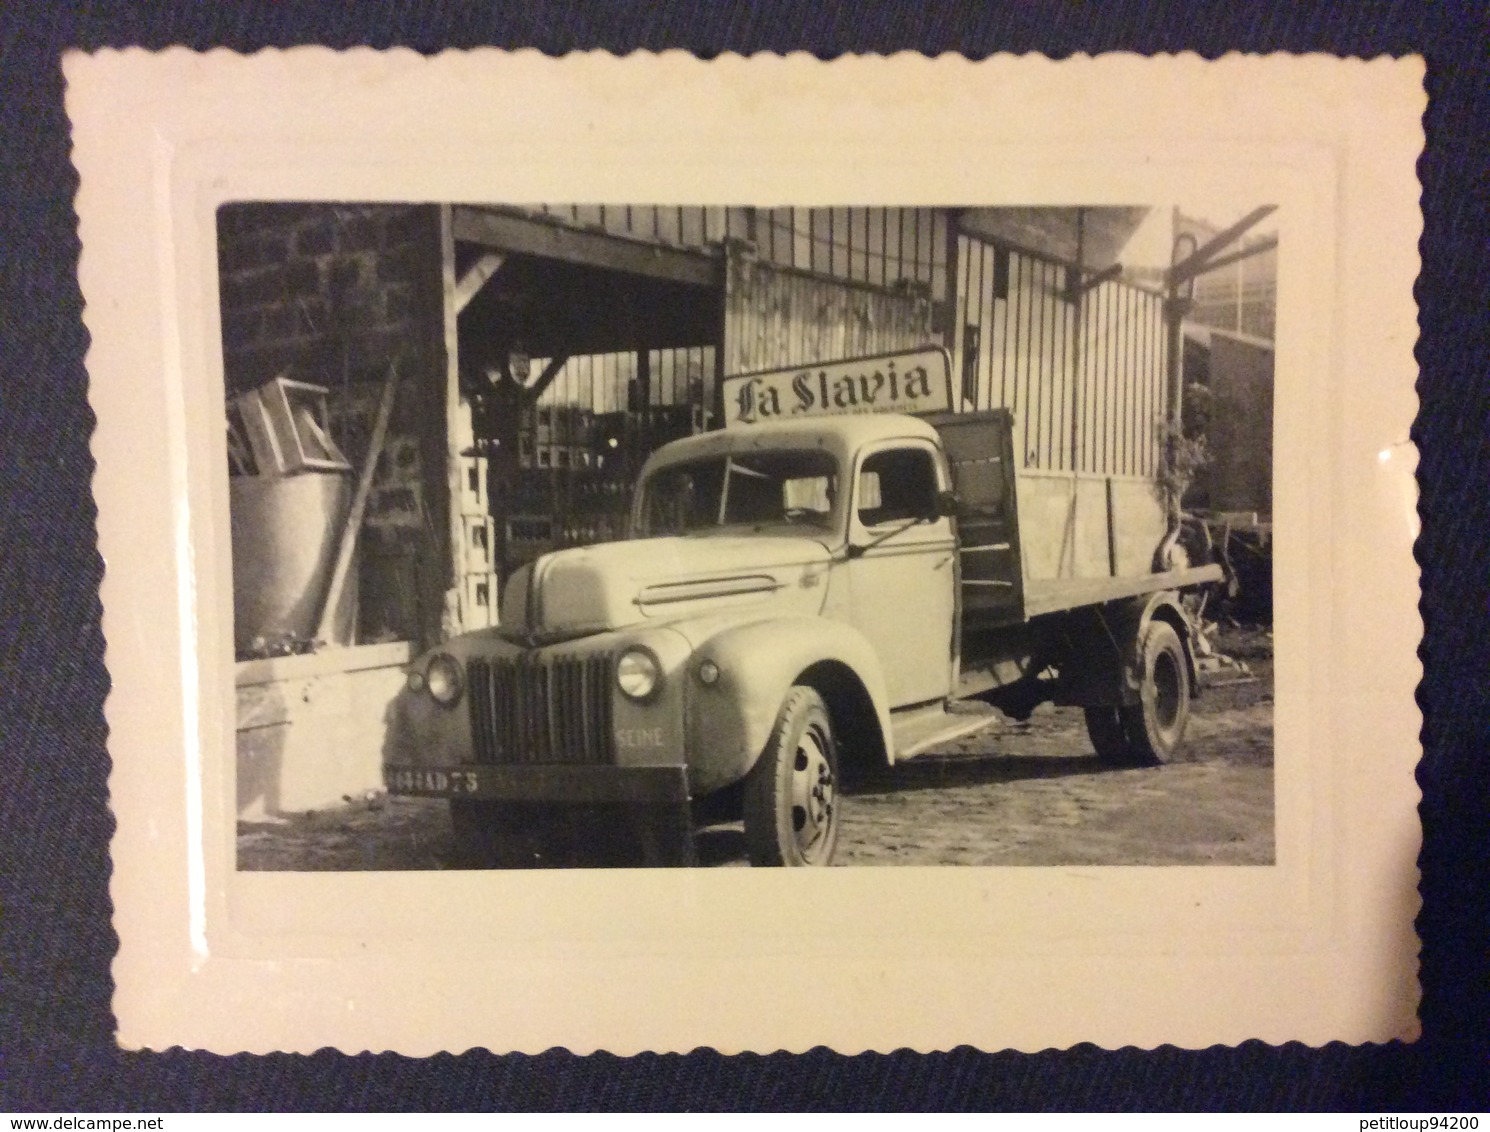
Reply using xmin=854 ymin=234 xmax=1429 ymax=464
xmin=1117 ymin=620 xmax=1191 ymax=765
xmin=742 ymin=686 xmax=841 ymax=867
xmin=449 ymin=799 xmax=548 ymax=869
xmin=1084 ymin=705 xmax=1136 ymax=766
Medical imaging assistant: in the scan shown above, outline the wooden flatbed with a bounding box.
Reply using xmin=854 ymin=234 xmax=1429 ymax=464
xmin=1019 ymin=564 xmax=1224 ymax=619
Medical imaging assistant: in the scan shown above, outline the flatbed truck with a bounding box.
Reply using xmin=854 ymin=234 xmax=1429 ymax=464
xmin=383 ymin=346 xmax=1222 ymax=865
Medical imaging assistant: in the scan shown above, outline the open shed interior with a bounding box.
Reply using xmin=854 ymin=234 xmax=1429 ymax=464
xmin=219 ymin=200 xmax=1276 ymax=815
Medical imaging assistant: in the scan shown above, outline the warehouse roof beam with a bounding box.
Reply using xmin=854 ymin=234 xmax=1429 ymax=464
xmin=452 ymin=205 xmax=717 ymax=289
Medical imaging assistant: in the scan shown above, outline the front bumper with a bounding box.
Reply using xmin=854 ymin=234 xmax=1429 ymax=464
xmin=384 ymin=761 xmax=690 ymax=805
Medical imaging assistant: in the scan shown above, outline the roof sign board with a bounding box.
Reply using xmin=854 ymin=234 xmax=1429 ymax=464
xmin=721 ymin=346 xmax=954 ymax=429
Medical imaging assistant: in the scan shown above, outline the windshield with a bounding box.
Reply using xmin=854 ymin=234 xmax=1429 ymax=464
xmin=635 ymin=449 xmax=840 ymax=537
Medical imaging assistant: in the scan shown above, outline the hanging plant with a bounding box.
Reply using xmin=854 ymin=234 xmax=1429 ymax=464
xmin=1155 ymin=414 xmax=1211 ymax=512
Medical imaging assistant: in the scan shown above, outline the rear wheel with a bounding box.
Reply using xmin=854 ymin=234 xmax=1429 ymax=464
xmin=743 ymin=686 xmax=840 ymax=867
xmin=1118 ymin=620 xmax=1191 ymax=765
xmin=1084 ymin=705 xmax=1135 ymax=766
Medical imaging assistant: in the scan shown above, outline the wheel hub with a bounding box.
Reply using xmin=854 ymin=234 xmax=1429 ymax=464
xmin=1153 ymin=651 xmax=1182 ymax=732
xmin=790 ymin=729 xmax=835 ymax=858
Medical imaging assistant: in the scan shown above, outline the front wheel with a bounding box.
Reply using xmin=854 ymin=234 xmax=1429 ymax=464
xmin=449 ymin=799 xmax=548 ymax=868
xmin=742 ymin=686 xmax=841 ymax=866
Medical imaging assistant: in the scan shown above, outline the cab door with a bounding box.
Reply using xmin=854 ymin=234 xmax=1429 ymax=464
xmin=844 ymin=439 xmax=958 ymax=707
xmin=924 ymin=410 xmax=1024 ymax=627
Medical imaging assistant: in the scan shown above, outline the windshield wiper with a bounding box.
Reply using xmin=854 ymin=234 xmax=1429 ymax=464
xmin=842 ymin=516 xmax=926 ymax=560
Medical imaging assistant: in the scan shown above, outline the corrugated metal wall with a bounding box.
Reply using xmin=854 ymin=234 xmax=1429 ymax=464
xmin=518 ymin=204 xmax=748 ymax=250
xmin=722 ymin=251 xmax=935 ymax=377
xmin=749 ymin=207 xmax=947 ymax=297
xmin=1073 ymin=278 xmax=1167 ymax=479
xmin=952 ymin=239 xmax=1076 ymax=470
xmin=516 ymin=205 xmax=946 ymax=300
xmin=952 ymin=233 xmax=1168 ymax=478
xmin=501 ymin=211 xmax=1171 ymax=479
xmin=528 ymin=347 xmax=714 ymax=414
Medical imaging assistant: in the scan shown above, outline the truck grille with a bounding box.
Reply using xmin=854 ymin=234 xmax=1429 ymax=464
xmin=466 ymin=654 xmax=616 ymax=766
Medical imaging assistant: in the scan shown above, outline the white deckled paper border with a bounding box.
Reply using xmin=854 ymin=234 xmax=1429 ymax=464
xmin=68 ymin=49 xmax=1425 ymax=1055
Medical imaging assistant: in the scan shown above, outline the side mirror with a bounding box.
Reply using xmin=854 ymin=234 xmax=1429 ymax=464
xmin=936 ymin=489 xmax=960 ymax=518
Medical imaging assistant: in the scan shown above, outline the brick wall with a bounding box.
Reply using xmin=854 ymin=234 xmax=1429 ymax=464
xmin=217 ymin=203 xmax=432 ymax=396
xmin=217 ymin=202 xmax=450 ymax=648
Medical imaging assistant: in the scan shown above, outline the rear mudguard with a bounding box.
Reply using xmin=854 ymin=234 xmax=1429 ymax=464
xmin=678 ymin=616 xmax=895 ymax=796
xmin=1052 ymin=590 xmax=1198 ymax=708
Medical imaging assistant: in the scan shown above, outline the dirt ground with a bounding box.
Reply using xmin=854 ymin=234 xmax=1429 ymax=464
xmin=238 ymin=625 xmax=1274 ymax=870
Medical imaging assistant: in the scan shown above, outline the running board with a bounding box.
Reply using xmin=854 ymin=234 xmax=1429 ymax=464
xmin=890 ymin=703 xmax=1000 ymax=761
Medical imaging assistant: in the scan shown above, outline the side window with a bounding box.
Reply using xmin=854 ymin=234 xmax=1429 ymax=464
xmin=857 ymin=447 xmax=939 ymax=527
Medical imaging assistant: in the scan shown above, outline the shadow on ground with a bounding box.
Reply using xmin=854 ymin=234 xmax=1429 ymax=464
xmin=843 ymin=750 xmax=1113 ymax=796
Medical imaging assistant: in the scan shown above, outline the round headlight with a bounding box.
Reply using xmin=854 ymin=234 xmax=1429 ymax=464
xmin=425 ymin=653 xmax=464 ymax=707
xmin=616 ymin=647 xmax=661 ymax=701
xmin=697 ymin=659 xmax=720 ymax=686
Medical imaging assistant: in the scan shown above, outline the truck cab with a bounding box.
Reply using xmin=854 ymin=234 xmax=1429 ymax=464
xmin=383 ymin=348 xmax=1221 ymax=867
xmin=631 ymin=413 xmax=961 ymax=708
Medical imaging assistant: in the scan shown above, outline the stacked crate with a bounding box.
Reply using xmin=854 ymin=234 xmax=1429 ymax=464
xmin=452 ymin=399 xmax=499 ymax=631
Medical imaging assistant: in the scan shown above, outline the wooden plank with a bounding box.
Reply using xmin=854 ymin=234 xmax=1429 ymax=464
xmin=1034 ymin=261 xmax=1051 ymax=466
xmin=1021 ymin=564 xmax=1223 ymax=619
xmin=795 ymin=272 xmax=812 ymax=364
xmin=1050 ymin=264 xmax=1067 ymax=468
xmin=1057 ymin=270 xmax=1073 ymax=472
xmin=1120 ymin=287 xmax=1132 ymax=476
xmin=452 ymin=252 xmax=505 ymax=314
xmin=701 ymin=206 xmax=725 ymax=244
xmin=962 ymin=236 xmax=980 ymax=407
xmin=1074 ymin=476 xmax=1110 ymax=575
xmin=866 ymin=207 xmax=884 ymax=286
xmin=451 ymin=206 xmax=715 ymax=288
xmin=1092 ymin=286 xmax=1110 ymax=471
xmin=439 ymin=205 xmax=467 ymax=635
xmin=951 ymin=239 xmax=968 ymax=402
xmin=783 ymin=208 xmax=798 ymax=271
xmin=679 ymin=207 xmax=706 ymax=249
xmin=1144 ymin=294 xmax=1158 ymax=476
xmin=885 ymin=208 xmax=903 ymax=283
xmin=524 ymin=355 xmax=570 ymax=404
xmin=721 ymin=255 xmax=934 ymax=376
xmin=726 ymin=207 xmax=750 ymax=245
xmin=927 ymin=209 xmax=943 ymax=287
xmin=236 ymin=640 xmax=414 ymax=688
xmin=767 ymin=264 xmax=784 ymax=369
xmin=851 ymin=208 xmax=868 ymax=282
xmin=829 ymin=207 xmax=847 ymax=280
xmin=316 ymin=360 xmax=399 ymax=643
xmin=654 ymin=206 xmax=681 ymax=247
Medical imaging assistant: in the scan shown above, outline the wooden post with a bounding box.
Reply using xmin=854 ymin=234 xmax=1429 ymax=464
xmin=1069 ymin=208 xmax=1086 ymax=473
xmin=943 ymin=208 xmax=961 ymax=360
xmin=316 ymin=359 xmax=400 ymax=643
xmin=439 ymin=205 xmax=466 ymax=638
xmin=713 ymin=243 xmax=733 ymax=429
xmin=453 ymin=252 xmax=505 ymax=314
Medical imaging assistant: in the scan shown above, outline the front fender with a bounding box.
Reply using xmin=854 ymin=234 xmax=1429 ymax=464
xmin=678 ymin=616 xmax=894 ymax=795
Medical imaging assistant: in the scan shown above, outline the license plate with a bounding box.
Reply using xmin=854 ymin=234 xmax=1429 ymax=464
xmin=385 ymin=767 xmax=482 ymax=797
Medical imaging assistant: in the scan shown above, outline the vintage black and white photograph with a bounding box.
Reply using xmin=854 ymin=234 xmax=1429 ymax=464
xmin=72 ymin=48 xmax=1424 ymax=1054
xmin=226 ymin=201 xmax=1278 ymax=871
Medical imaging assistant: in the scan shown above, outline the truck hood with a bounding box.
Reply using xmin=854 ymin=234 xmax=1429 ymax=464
xmin=498 ymin=534 xmax=835 ymax=643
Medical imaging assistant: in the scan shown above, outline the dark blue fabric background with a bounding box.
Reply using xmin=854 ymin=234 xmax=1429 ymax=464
xmin=2 ymin=1 xmax=1486 ymax=1111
